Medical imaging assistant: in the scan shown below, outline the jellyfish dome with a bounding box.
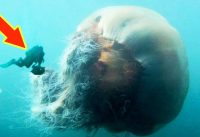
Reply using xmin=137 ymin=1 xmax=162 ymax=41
xmin=31 ymin=6 xmax=188 ymax=136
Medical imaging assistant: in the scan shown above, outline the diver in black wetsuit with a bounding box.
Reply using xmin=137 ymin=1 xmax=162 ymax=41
xmin=0 ymin=46 xmax=45 ymax=75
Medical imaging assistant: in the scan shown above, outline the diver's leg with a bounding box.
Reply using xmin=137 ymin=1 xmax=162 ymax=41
xmin=24 ymin=58 xmax=35 ymax=68
xmin=0 ymin=59 xmax=16 ymax=68
xmin=15 ymin=58 xmax=25 ymax=67
xmin=25 ymin=62 xmax=32 ymax=68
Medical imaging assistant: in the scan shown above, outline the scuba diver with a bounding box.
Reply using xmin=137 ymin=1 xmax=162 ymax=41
xmin=0 ymin=46 xmax=45 ymax=75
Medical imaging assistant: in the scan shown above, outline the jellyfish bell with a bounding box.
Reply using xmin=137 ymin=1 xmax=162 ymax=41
xmin=31 ymin=6 xmax=188 ymax=136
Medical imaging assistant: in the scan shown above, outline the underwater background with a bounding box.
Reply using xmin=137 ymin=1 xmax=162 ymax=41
xmin=0 ymin=0 xmax=199 ymax=137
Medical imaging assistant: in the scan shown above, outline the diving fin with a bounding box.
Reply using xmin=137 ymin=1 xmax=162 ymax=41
xmin=0 ymin=59 xmax=16 ymax=68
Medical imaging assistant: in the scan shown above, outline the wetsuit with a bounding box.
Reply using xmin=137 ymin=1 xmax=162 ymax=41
xmin=0 ymin=46 xmax=45 ymax=75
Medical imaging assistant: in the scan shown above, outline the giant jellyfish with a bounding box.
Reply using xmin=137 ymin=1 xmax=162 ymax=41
xmin=30 ymin=6 xmax=189 ymax=136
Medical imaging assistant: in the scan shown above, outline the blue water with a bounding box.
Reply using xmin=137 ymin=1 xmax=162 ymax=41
xmin=0 ymin=0 xmax=200 ymax=137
